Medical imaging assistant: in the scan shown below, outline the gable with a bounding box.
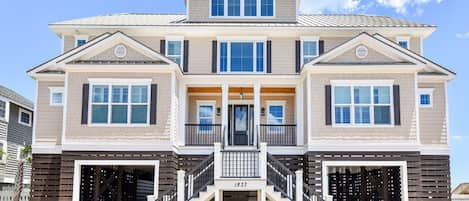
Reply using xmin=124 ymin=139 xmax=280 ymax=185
xmin=71 ymin=43 xmax=161 ymax=64
xmin=325 ymin=44 xmax=408 ymax=64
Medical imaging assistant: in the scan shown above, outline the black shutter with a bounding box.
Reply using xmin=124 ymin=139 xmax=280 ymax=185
xmin=267 ymin=40 xmax=272 ymax=73
xmin=212 ymin=40 xmax=218 ymax=73
xmin=81 ymin=84 xmax=89 ymax=125
xmin=319 ymin=40 xmax=325 ymax=55
xmin=150 ymin=84 xmax=158 ymax=125
xmin=393 ymin=85 xmax=401 ymax=125
xmin=160 ymin=40 xmax=166 ymax=55
xmin=325 ymin=85 xmax=332 ymax=125
xmin=183 ymin=40 xmax=189 ymax=72
xmin=295 ymin=40 xmax=301 ymax=73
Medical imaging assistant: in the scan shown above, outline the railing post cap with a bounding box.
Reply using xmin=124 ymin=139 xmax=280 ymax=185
xmin=295 ymin=170 xmax=303 ymax=174
xmin=177 ymin=170 xmax=186 ymax=174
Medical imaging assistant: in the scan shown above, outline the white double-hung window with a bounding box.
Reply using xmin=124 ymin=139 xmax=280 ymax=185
xmin=49 ymin=87 xmax=64 ymax=106
xmin=301 ymin=37 xmax=319 ymax=65
xmin=219 ymin=38 xmax=266 ymax=73
xmin=89 ymin=79 xmax=150 ymax=125
xmin=332 ymin=81 xmax=393 ymax=126
xmin=166 ymin=37 xmax=184 ymax=66
xmin=197 ymin=101 xmax=216 ymax=132
xmin=267 ymin=101 xmax=285 ymax=133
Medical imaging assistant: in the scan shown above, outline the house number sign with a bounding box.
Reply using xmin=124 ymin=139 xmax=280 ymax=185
xmin=234 ymin=182 xmax=248 ymax=187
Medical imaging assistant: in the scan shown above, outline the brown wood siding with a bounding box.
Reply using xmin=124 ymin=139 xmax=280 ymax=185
xmin=31 ymin=154 xmax=62 ymax=201
xmin=305 ymin=152 xmax=450 ymax=201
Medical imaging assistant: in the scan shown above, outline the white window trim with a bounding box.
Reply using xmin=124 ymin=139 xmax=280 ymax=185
xmin=397 ymin=36 xmax=410 ymax=49
xmin=16 ymin=145 xmax=24 ymax=161
xmin=49 ymin=87 xmax=64 ymax=106
xmin=74 ymin=35 xmax=89 ymax=47
xmin=266 ymin=100 xmax=285 ymax=124
xmin=322 ymin=161 xmax=409 ymax=201
xmin=72 ymin=160 xmax=160 ymax=201
xmin=88 ymin=79 xmax=152 ymax=127
xmin=209 ymin=0 xmax=276 ymax=18
xmin=197 ymin=100 xmax=216 ymax=133
xmin=331 ymin=80 xmax=395 ymax=128
xmin=217 ymin=39 xmax=267 ymax=73
xmin=18 ymin=108 xmax=32 ymax=127
xmin=300 ymin=36 xmax=320 ymax=65
xmin=418 ymin=88 xmax=434 ymax=108
xmin=0 ymin=97 xmax=9 ymax=122
xmin=0 ymin=140 xmax=6 ymax=164
xmin=165 ymin=36 xmax=185 ymax=67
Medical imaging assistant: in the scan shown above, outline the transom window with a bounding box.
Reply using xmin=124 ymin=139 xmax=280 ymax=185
xmin=219 ymin=41 xmax=265 ymax=73
xmin=90 ymin=83 xmax=149 ymax=125
xmin=49 ymin=87 xmax=64 ymax=106
xmin=0 ymin=100 xmax=6 ymax=121
xmin=301 ymin=37 xmax=319 ymax=65
xmin=418 ymin=88 xmax=434 ymax=108
xmin=166 ymin=40 xmax=183 ymax=65
xmin=18 ymin=108 xmax=32 ymax=127
xmin=211 ymin=0 xmax=274 ymax=17
xmin=197 ymin=101 xmax=215 ymax=132
xmin=75 ymin=35 xmax=88 ymax=47
xmin=333 ymin=83 xmax=393 ymax=126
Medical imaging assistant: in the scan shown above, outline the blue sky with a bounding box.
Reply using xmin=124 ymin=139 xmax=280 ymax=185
xmin=0 ymin=0 xmax=467 ymax=187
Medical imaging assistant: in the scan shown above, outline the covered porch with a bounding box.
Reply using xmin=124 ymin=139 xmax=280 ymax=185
xmin=180 ymin=84 xmax=302 ymax=147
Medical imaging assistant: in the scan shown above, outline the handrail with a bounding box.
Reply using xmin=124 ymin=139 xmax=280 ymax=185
xmin=155 ymin=187 xmax=177 ymax=201
xmin=184 ymin=153 xmax=215 ymax=201
xmin=266 ymin=153 xmax=296 ymax=201
xmin=303 ymin=184 xmax=326 ymax=201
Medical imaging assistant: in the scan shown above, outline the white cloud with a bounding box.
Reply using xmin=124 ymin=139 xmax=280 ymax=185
xmin=376 ymin=0 xmax=443 ymax=14
xmin=456 ymin=32 xmax=469 ymax=39
xmin=452 ymin=135 xmax=464 ymax=141
xmin=300 ymin=0 xmax=362 ymax=14
xmin=300 ymin=0 xmax=443 ymax=14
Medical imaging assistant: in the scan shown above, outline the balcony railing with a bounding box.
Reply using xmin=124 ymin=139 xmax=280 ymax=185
xmin=259 ymin=124 xmax=297 ymax=146
xmin=221 ymin=150 xmax=260 ymax=178
xmin=185 ymin=124 xmax=223 ymax=146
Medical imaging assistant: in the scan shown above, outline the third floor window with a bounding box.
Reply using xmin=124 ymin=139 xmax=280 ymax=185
xmin=219 ymin=41 xmax=265 ymax=73
xmin=211 ymin=0 xmax=274 ymax=17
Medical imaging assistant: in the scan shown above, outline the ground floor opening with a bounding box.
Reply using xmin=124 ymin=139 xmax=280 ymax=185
xmin=223 ymin=191 xmax=258 ymax=201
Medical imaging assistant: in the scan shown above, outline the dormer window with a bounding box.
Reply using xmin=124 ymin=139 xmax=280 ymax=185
xmin=211 ymin=0 xmax=274 ymax=17
xmin=75 ymin=35 xmax=89 ymax=47
xmin=397 ymin=36 xmax=410 ymax=49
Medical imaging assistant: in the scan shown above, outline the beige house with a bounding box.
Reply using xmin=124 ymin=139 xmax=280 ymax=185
xmin=28 ymin=0 xmax=455 ymax=201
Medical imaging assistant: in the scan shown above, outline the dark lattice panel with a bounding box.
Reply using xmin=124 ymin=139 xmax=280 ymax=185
xmin=31 ymin=154 xmax=62 ymax=201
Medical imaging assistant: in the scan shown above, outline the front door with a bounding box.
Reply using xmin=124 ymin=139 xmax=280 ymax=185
xmin=228 ymin=104 xmax=254 ymax=146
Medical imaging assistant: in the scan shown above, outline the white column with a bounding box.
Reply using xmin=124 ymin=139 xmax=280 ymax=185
xmin=295 ymin=170 xmax=303 ymax=201
xmin=260 ymin=190 xmax=266 ymax=201
xmin=259 ymin=143 xmax=268 ymax=179
xmin=177 ymin=170 xmax=186 ymax=201
xmin=254 ymin=83 xmax=261 ymax=145
xmin=296 ymin=82 xmax=304 ymax=146
xmin=306 ymin=73 xmax=312 ymax=145
xmin=214 ymin=190 xmax=221 ymax=201
xmin=221 ymin=84 xmax=229 ymax=146
xmin=214 ymin=142 xmax=222 ymax=179
xmin=178 ymin=83 xmax=187 ymax=146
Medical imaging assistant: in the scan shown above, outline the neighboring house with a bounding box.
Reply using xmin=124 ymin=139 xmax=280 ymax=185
xmin=27 ymin=1 xmax=455 ymax=201
xmin=453 ymin=183 xmax=469 ymax=201
xmin=0 ymin=85 xmax=33 ymax=189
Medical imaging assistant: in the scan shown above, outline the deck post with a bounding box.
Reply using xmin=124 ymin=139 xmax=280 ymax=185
xmin=296 ymin=170 xmax=303 ymax=201
xmin=177 ymin=170 xmax=186 ymax=201
xmin=214 ymin=142 xmax=222 ymax=179
xmin=259 ymin=143 xmax=268 ymax=179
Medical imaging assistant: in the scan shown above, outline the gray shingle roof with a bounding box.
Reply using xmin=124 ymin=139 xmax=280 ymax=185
xmin=0 ymin=85 xmax=34 ymax=110
xmin=50 ymin=13 xmax=434 ymax=28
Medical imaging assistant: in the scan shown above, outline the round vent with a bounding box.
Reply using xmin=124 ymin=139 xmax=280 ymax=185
xmin=355 ymin=45 xmax=369 ymax=59
xmin=114 ymin=44 xmax=127 ymax=58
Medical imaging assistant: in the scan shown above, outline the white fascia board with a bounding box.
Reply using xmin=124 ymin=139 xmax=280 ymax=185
xmin=65 ymin=64 xmax=182 ymax=75
xmin=308 ymin=65 xmax=423 ymax=74
xmin=62 ymin=141 xmax=173 ymax=152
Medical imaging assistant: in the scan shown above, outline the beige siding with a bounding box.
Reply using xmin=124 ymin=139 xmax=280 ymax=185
xmin=328 ymin=44 xmax=403 ymax=63
xmin=65 ymin=72 xmax=172 ymax=141
xmin=410 ymin=37 xmax=421 ymax=55
xmin=134 ymin=36 xmax=164 ymax=52
xmin=310 ymin=73 xmax=417 ymax=141
xmin=323 ymin=37 xmax=350 ymax=52
xmin=35 ymin=81 xmax=64 ymax=144
xmin=187 ymin=0 xmax=297 ymax=22
xmin=85 ymin=44 xmax=154 ymax=61
xmin=63 ymin=36 xmax=75 ymax=52
xmin=271 ymin=38 xmax=296 ymax=74
xmin=188 ymin=37 xmax=213 ymax=74
xmin=419 ymin=83 xmax=447 ymax=145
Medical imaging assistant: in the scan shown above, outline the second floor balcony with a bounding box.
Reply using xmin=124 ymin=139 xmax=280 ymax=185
xmin=182 ymin=86 xmax=300 ymax=147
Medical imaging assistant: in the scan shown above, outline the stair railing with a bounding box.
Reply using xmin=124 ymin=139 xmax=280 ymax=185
xmin=303 ymin=184 xmax=326 ymax=201
xmin=266 ymin=154 xmax=296 ymax=201
xmin=184 ymin=153 xmax=215 ymax=201
xmin=154 ymin=187 xmax=177 ymax=201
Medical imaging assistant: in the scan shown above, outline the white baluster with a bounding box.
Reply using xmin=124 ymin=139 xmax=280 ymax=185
xmin=296 ymin=170 xmax=303 ymax=201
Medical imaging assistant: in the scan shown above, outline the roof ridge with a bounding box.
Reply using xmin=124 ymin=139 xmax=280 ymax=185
xmin=0 ymin=85 xmax=34 ymax=109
